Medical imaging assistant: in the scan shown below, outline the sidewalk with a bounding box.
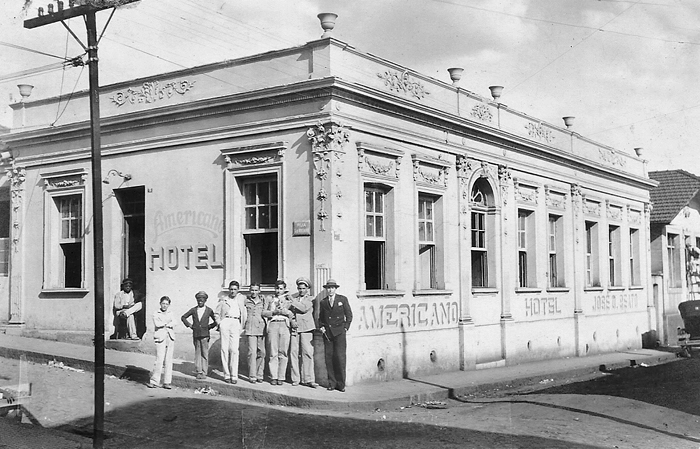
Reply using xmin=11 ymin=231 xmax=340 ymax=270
xmin=0 ymin=333 xmax=677 ymax=411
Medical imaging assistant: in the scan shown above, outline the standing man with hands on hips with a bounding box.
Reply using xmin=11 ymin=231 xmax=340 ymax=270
xmin=319 ymin=279 xmax=352 ymax=392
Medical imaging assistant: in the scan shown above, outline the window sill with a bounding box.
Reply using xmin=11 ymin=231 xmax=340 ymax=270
xmin=412 ymin=289 xmax=453 ymax=297
xmin=546 ymin=287 xmax=570 ymax=293
xmin=356 ymin=290 xmax=406 ymax=299
xmin=628 ymin=285 xmax=645 ymax=290
xmin=515 ymin=287 xmax=542 ymax=294
xmin=584 ymin=286 xmax=604 ymax=292
xmin=608 ymin=286 xmax=626 ymax=291
xmin=472 ymin=287 xmax=499 ymax=295
xmin=40 ymin=288 xmax=89 ymax=297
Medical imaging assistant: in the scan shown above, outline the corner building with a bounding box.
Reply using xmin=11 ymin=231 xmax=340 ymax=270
xmin=0 ymin=33 xmax=656 ymax=385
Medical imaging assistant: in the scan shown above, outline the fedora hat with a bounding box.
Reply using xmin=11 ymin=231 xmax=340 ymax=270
xmin=323 ymin=279 xmax=340 ymax=288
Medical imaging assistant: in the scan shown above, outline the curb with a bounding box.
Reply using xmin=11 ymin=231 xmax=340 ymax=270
xmin=0 ymin=345 xmax=679 ymax=412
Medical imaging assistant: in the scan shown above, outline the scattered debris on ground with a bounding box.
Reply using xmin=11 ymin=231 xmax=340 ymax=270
xmin=416 ymin=401 xmax=447 ymax=409
xmin=194 ymin=386 xmax=218 ymax=396
xmin=47 ymin=360 xmax=84 ymax=373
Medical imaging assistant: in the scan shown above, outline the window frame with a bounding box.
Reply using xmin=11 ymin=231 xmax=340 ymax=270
xmin=585 ymin=221 xmax=600 ymax=288
xmin=417 ymin=192 xmax=439 ymax=290
xmin=470 ymin=178 xmax=496 ymax=289
xmin=516 ymin=208 xmax=537 ymax=288
xmin=629 ymin=228 xmax=641 ymax=287
xmin=43 ymin=184 xmax=87 ymax=291
xmin=363 ymin=184 xmax=394 ymax=290
xmin=668 ymin=233 xmax=682 ymax=288
xmin=548 ymin=214 xmax=565 ymax=288
xmin=0 ymin=190 xmax=9 ymax=277
xmin=608 ymin=225 xmax=622 ymax=287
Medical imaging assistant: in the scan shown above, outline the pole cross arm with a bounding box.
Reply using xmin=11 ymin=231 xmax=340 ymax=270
xmin=24 ymin=0 xmax=140 ymax=29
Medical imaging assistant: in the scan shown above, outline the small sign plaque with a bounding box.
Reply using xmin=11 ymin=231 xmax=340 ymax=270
xmin=293 ymin=221 xmax=311 ymax=236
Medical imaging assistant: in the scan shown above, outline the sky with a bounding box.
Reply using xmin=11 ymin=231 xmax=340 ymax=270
xmin=1 ymin=0 xmax=699 ymax=174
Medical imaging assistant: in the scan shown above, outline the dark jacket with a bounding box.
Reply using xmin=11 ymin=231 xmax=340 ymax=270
xmin=319 ymin=294 xmax=352 ymax=337
xmin=181 ymin=306 xmax=216 ymax=338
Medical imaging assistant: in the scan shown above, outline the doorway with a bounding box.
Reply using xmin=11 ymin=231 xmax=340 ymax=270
xmin=115 ymin=187 xmax=146 ymax=337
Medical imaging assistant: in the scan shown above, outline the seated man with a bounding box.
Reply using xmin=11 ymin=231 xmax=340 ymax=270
xmin=113 ymin=278 xmax=143 ymax=340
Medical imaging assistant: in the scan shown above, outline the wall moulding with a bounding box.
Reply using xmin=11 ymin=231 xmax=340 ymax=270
xmin=412 ymin=153 xmax=451 ymax=188
xmin=376 ymin=69 xmax=430 ymax=100
xmin=544 ymin=185 xmax=567 ymax=210
xmin=513 ymin=177 xmax=539 ymax=205
xmin=110 ymin=79 xmax=196 ymax=108
xmin=40 ymin=168 xmax=88 ymax=191
xmin=356 ymin=142 xmax=404 ymax=180
xmin=221 ymin=141 xmax=287 ymax=171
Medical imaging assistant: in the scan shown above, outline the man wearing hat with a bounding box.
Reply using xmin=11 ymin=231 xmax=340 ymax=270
xmin=318 ymin=279 xmax=352 ymax=392
xmin=289 ymin=277 xmax=317 ymax=388
xmin=214 ymin=280 xmax=248 ymax=384
xmin=112 ymin=278 xmax=142 ymax=340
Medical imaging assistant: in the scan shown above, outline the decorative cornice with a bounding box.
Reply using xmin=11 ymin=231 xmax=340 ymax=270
xmin=513 ymin=178 xmax=539 ymax=205
xmin=376 ymin=69 xmax=430 ymax=100
xmin=356 ymin=142 xmax=403 ymax=180
xmin=40 ymin=169 xmax=88 ymax=191
xmin=544 ymin=185 xmax=567 ymax=210
xmin=307 ymin=121 xmax=350 ymax=154
xmin=606 ymin=200 xmax=623 ymax=221
xmin=412 ymin=154 xmax=450 ymax=188
xmin=221 ymin=142 xmax=287 ymax=171
xmin=628 ymin=205 xmax=642 ymax=225
xmin=470 ymin=104 xmax=493 ymax=123
xmin=110 ymin=79 xmax=196 ymax=107
xmin=582 ymin=198 xmax=601 ymax=216
xmin=525 ymin=122 xmax=554 ymax=143
xmin=598 ymin=148 xmax=627 ymax=169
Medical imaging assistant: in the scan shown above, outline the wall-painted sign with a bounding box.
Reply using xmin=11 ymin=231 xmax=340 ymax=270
xmin=524 ymin=296 xmax=563 ymax=317
xmin=153 ymin=209 xmax=223 ymax=244
xmin=591 ymin=292 xmax=639 ymax=312
xmin=149 ymin=243 xmax=223 ymax=270
xmin=356 ymin=299 xmax=458 ymax=332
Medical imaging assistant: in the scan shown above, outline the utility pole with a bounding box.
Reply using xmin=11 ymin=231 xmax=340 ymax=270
xmin=24 ymin=1 xmax=139 ymax=447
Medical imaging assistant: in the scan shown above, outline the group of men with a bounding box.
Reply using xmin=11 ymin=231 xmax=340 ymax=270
xmin=187 ymin=277 xmax=353 ymax=392
xmin=115 ymin=275 xmax=353 ymax=391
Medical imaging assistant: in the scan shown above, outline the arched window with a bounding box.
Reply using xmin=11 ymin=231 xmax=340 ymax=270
xmin=470 ymin=178 xmax=495 ymax=288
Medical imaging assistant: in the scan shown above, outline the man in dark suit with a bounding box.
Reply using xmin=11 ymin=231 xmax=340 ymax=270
xmin=319 ymin=279 xmax=352 ymax=392
xmin=181 ymin=291 xmax=217 ymax=380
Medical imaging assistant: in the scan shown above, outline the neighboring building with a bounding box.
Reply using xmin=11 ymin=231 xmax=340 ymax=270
xmin=649 ymin=169 xmax=700 ymax=345
xmin=0 ymin=18 xmax=656 ymax=385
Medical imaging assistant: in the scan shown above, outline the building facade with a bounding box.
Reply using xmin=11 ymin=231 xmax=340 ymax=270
xmin=0 ymin=33 xmax=656 ymax=384
xmin=649 ymin=170 xmax=700 ymax=346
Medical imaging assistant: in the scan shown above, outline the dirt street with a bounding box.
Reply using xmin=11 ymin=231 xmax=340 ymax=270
xmin=0 ymin=353 xmax=699 ymax=448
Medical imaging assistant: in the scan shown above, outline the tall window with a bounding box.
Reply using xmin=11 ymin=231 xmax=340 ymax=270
xmin=668 ymin=233 xmax=682 ymax=287
xmin=585 ymin=221 xmax=600 ymax=287
xmin=242 ymin=177 xmax=278 ymax=285
xmin=471 ymin=211 xmax=487 ymax=287
xmin=609 ymin=225 xmax=621 ymax=286
xmin=365 ymin=187 xmax=386 ymax=290
xmin=0 ymin=194 xmax=9 ymax=276
xmin=629 ymin=228 xmax=640 ymax=286
xmin=53 ymin=195 xmax=83 ymax=288
xmin=470 ymin=178 xmax=494 ymax=288
xmin=548 ymin=215 xmax=565 ymax=288
xmin=418 ymin=194 xmax=437 ymax=289
xmin=517 ymin=209 xmax=536 ymax=288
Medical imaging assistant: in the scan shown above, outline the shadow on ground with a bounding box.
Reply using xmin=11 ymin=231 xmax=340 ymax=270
xmin=58 ymin=395 xmax=602 ymax=449
xmin=532 ymin=355 xmax=700 ymax=417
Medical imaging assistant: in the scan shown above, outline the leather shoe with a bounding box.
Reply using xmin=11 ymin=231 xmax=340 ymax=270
xmin=163 ymin=384 xmax=172 ymax=390
xmin=256 ymin=378 xmax=264 ymax=383
xmin=326 ymin=386 xmax=334 ymax=391
xmin=336 ymin=387 xmax=345 ymax=393
xmin=307 ymin=382 xmax=318 ymax=389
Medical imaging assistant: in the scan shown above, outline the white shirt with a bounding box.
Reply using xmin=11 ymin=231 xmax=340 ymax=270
xmin=196 ymin=306 xmax=205 ymax=321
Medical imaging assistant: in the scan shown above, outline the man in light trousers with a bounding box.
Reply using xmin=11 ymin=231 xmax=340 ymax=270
xmin=289 ymin=277 xmax=317 ymax=388
xmin=215 ymin=280 xmax=247 ymax=384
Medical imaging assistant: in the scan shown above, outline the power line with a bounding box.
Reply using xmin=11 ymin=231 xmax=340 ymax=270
xmin=0 ymin=40 xmax=72 ymax=60
xmin=509 ymin=1 xmax=640 ymax=92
